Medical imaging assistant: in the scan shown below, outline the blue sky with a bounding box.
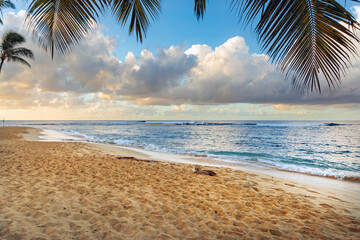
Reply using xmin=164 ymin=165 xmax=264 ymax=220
xmin=102 ymin=0 xmax=261 ymax=59
xmin=102 ymin=0 xmax=358 ymax=59
xmin=0 ymin=1 xmax=360 ymax=120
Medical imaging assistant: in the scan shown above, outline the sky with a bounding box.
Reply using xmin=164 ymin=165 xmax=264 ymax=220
xmin=0 ymin=0 xmax=360 ymax=120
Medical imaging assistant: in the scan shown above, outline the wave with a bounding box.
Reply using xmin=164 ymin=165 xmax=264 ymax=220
xmin=156 ymin=149 xmax=359 ymax=181
xmin=105 ymin=141 xmax=359 ymax=181
xmin=324 ymin=123 xmax=343 ymax=126
xmin=19 ymin=121 xmax=145 ymax=126
xmin=15 ymin=120 xmax=349 ymax=128
xmin=256 ymin=122 xmax=347 ymax=127
xmin=275 ymin=164 xmax=360 ymax=182
xmin=144 ymin=121 xmax=242 ymax=126
xmin=113 ymin=139 xmax=136 ymax=146
xmin=214 ymin=155 xmax=360 ymax=181
xmin=64 ymin=130 xmax=99 ymax=142
xmin=143 ymin=121 xmax=348 ymax=127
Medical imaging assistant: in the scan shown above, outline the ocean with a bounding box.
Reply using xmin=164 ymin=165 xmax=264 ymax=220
xmin=7 ymin=120 xmax=360 ymax=181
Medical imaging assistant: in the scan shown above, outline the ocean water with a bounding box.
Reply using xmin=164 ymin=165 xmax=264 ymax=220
xmin=7 ymin=120 xmax=360 ymax=181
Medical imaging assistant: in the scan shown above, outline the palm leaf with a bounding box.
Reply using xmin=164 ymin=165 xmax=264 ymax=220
xmin=7 ymin=55 xmax=32 ymax=68
xmin=0 ymin=0 xmax=16 ymax=25
xmin=8 ymin=47 xmax=34 ymax=59
xmin=0 ymin=0 xmax=15 ymax=8
xmin=230 ymin=0 xmax=360 ymax=92
xmin=0 ymin=31 xmax=33 ymax=73
xmin=26 ymin=0 xmax=107 ymax=58
xmin=110 ymin=0 xmax=161 ymax=42
xmin=1 ymin=31 xmax=26 ymax=50
xmin=194 ymin=0 xmax=207 ymax=20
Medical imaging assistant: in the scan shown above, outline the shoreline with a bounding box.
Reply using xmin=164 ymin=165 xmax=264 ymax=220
xmin=36 ymin=127 xmax=360 ymax=183
xmin=1 ymin=126 xmax=359 ymax=239
xmin=24 ymin=126 xmax=360 ymax=216
xmin=33 ymin=126 xmax=360 ymax=216
xmin=38 ymin=126 xmax=360 ymax=184
xmin=91 ymin=143 xmax=360 ymax=217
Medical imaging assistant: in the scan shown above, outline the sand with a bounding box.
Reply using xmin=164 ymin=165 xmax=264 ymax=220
xmin=0 ymin=127 xmax=359 ymax=239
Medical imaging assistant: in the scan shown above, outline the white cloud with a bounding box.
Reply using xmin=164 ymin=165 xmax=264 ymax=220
xmin=114 ymin=36 xmax=360 ymax=106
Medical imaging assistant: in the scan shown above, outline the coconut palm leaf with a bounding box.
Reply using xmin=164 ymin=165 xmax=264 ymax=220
xmin=1 ymin=31 xmax=26 ymax=49
xmin=26 ymin=0 xmax=107 ymax=57
xmin=26 ymin=0 xmax=161 ymax=57
xmin=229 ymin=0 xmax=360 ymax=92
xmin=0 ymin=31 xmax=33 ymax=73
xmin=110 ymin=0 xmax=161 ymax=42
xmin=8 ymin=47 xmax=35 ymax=59
xmin=7 ymin=55 xmax=32 ymax=68
xmin=0 ymin=0 xmax=16 ymax=25
xmin=194 ymin=0 xmax=207 ymax=20
xmin=0 ymin=0 xmax=15 ymax=9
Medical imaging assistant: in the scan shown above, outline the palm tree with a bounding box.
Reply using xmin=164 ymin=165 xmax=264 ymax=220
xmin=23 ymin=0 xmax=360 ymax=92
xmin=0 ymin=31 xmax=34 ymax=73
xmin=0 ymin=0 xmax=15 ymax=24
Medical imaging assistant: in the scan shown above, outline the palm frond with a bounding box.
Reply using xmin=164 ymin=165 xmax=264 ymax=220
xmin=0 ymin=31 xmax=33 ymax=73
xmin=0 ymin=0 xmax=15 ymax=9
xmin=7 ymin=55 xmax=32 ymax=68
xmin=1 ymin=31 xmax=26 ymax=50
xmin=194 ymin=0 xmax=207 ymax=20
xmin=110 ymin=0 xmax=161 ymax=42
xmin=230 ymin=0 xmax=360 ymax=92
xmin=8 ymin=47 xmax=34 ymax=59
xmin=0 ymin=1 xmax=16 ymax=25
xmin=26 ymin=0 xmax=107 ymax=58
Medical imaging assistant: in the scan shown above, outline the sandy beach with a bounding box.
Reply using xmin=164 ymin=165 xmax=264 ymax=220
xmin=0 ymin=127 xmax=359 ymax=239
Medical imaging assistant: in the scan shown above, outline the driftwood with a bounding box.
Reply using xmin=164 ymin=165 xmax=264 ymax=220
xmin=116 ymin=156 xmax=157 ymax=163
xmin=193 ymin=165 xmax=216 ymax=176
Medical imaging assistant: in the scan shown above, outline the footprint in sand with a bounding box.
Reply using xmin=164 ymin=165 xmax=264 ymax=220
xmin=328 ymin=196 xmax=347 ymax=203
xmin=285 ymin=183 xmax=296 ymax=187
xmin=319 ymin=203 xmax=334 ymax=209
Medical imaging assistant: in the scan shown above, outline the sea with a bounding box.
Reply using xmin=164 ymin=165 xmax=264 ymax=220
xmin=7 ymin=120 xmax=360 ymax=181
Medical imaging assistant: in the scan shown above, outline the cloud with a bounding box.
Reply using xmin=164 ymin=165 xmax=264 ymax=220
xmin=0 ymin=11 xmax=120 ymax=109
xmin=114 ymin=37 xmax=293 ymax=105
xmin=1 ymin=10 xmax=360 ymax=116
xmin=114 ymin=36 xmax=360 ymax=106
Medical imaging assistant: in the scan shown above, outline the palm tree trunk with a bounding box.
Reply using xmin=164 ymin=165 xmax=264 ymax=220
xmin=0 ymin=58 xmax=4 ymax=73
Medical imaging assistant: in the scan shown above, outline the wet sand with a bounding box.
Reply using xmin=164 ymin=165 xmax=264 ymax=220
xmin=0 ymin=127 xmax=359 ymax=239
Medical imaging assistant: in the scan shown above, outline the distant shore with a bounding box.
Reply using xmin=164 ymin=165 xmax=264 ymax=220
xmin=0 ymin=126 xmax=359 ymax=239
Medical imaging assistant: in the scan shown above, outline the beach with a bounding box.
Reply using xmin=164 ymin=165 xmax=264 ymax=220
xmin=0 ymin=127 xmax=359 ymax=239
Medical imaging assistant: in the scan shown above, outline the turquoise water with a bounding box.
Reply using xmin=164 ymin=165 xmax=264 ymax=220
xmin=8 ymin=120 xmax=360 ymax=180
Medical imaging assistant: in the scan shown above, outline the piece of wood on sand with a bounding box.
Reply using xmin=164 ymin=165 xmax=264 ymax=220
xmin=193 ymin=165 xmax=216 ymax=176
